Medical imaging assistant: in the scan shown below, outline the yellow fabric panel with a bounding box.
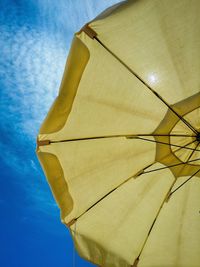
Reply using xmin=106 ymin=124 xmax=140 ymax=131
xmin=71 ymin=164 xmax=175 ymax=267
xmin=39 ymin=36 xmax=89 ymax=135
xmin=183 ymin=108 xmax=200 ymax=134
xmin=139 ymin=176 xmax=200 ymax=267
xmin=39 ymin=137 xmax=155 ymax=223
xmin=37 ymin=150 xmax=73 ymax=220
xmin=40 ymin=32 xmax=167 ymax=142
xmin=90 ymin=0 xmax=200 ymax=104
xmin=171 ymin=92 xmax=200 ymax=120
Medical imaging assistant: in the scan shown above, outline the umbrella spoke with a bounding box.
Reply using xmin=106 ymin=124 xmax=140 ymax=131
xmin=132 ymin=136 xmax=200 ymax=152
xmin=133 ymin=140 xmax=198 ymax=178
xmin=168 ymin=168 xmax=200 ymax=199
xmin=49 ymin=133 xmax=193 ymax=144
xmin=171 ymin=139 xmax=197 ymax=154
xmin=67 ymin=171 xmax=137 ymax=226
xmin=157 ymin=139 xmax=197 ymax=167
xmin=131 ymin=176 xmax=179 ymax=263
xmin=126 ymin=134 xmax=193 ymax=137
xmin=185 ymin=141 xmax=200 ymax=162
xmin=137 ymin=158 xmax=200 ymax=176
xmin=94 ymin=36 xmax=198 ymax=135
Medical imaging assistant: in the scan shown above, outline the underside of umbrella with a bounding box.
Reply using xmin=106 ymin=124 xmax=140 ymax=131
xmin=37 ymin=0 xmax=200 ymax=266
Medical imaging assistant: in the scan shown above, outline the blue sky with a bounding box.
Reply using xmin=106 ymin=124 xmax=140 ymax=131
xmin=0 ymin=1 xmax=121 ymax=266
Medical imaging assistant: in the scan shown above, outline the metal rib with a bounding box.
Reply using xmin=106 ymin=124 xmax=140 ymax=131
xmin=132 ymin=136 xmax=200 ymax=152
xmin=185 ymin=141 xmax=200 ymax=162
xmin=50 ymin=133 xmax=194 ymax=144
xmin=140 ymin=157 xmax=200 ymax=175
xmin=169 ymin=168 xmax=200 ymax=198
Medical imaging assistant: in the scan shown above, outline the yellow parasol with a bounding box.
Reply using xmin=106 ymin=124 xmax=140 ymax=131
xmin=37 ymin=0 xmax=200 ymax=266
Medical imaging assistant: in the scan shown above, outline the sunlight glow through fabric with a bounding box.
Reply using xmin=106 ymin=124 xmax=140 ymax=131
xmin=36 ymin=1 xmax=200 ymax=266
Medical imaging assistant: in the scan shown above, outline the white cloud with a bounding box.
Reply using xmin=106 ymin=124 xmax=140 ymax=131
xmin=1 ymin=25 xmax=68 ymax=138
xmin=1 ymin=0 xmax=122 ymax=139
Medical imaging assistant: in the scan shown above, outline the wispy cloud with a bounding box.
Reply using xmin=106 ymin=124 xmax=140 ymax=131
xmin=0 ymin=0 xmax=122 ymax=214
xmin=1 ymin=0 xmax=122 ymax=138
xmin=1 ymin=25 xmax=67 ymax=138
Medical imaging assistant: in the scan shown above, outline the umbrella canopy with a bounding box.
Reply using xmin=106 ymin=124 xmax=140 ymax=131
xmin=36 ymin=0 xmax=200 ymax=266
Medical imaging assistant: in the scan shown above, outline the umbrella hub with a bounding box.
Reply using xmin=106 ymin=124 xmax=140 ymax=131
xmin=154 ymin=93 xmax=200 ymax=177
xmin=196 ymin=132 xmax=200 ymax=142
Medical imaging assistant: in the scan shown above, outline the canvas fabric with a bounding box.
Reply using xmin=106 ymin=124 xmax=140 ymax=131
xmin=37 ymin=0 xmax=200 ymax=266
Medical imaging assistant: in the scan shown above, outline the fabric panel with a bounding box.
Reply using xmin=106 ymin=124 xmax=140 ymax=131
xmin=37 ymin=150 xmax=73 ymax=220
xmin=39 ymin=36 xmax=89 ymax=135
xmin=90 ymin=0 xmax=200 ymax=104
xmin=41 ymin=32 xmax=167 ymax=142
xmin=139 ymin=176 xmax=200 ymax=267
xmin=71 ymin=165 xmax=175 ymax=266
xmin=39 ymin=137 xmax=156 ymax=223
